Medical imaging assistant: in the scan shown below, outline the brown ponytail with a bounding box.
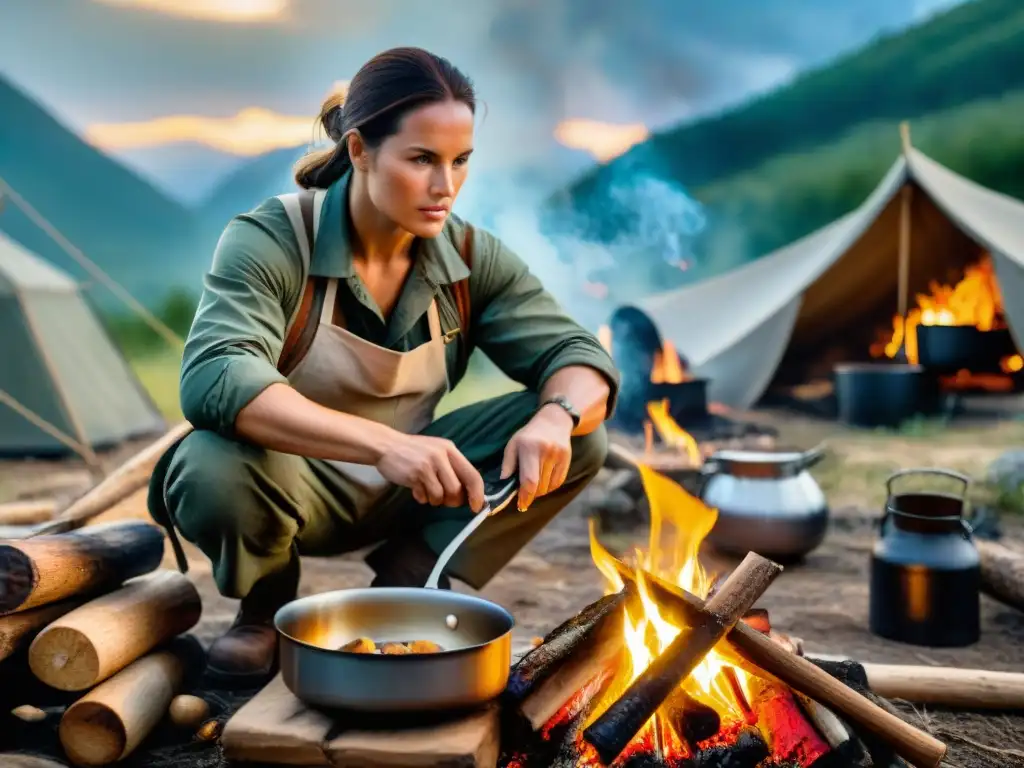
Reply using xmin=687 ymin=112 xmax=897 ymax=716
xmin=293 ymin=47 xmax=475 ymax=190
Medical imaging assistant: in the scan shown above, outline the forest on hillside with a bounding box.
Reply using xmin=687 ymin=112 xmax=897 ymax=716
xmin=545 ymin=0 xmax=1024 ymax=289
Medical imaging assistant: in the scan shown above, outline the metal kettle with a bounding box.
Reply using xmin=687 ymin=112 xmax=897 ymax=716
xmin=869 ymin=468 xmax=980 ymax=648
xmin=697 ymin=445 xmax=829 ymax=563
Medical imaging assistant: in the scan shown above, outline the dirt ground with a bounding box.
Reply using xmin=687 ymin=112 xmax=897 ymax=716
xmin=3 ymin=403 xmax=1024 ymax=767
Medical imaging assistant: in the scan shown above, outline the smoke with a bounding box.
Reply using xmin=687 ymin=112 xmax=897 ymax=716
xmin=460 ymin=154 xmax=710 ymax=333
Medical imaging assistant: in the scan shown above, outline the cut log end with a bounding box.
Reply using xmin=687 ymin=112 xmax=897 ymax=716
xmin=29 ymin=626 xmax=100 ymax=691
xmin=59 ymin=700 xmax=128 ymax=767
xmin=0 ymin=545 xmax=36 ymax=614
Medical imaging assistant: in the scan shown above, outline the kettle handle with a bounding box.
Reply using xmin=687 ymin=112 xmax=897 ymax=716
xmin=884 ymin=467 xmax=971 ymax=501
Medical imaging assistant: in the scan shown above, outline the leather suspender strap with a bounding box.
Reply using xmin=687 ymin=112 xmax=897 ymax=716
xmin=278 ymin=190 xmax=328 ymax=375
xmin=453 ymin=223 xmax=474 ymax=357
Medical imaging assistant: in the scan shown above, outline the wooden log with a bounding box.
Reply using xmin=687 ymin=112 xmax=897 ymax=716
xmin=748 ymin=675 xmax=830 ymax=766
xmin=861 ymin=663 xmax=1024 ymax=710
xmin=0 ymin=499 xmax=58 ymax=526
xmin=0 ymin=597 xmax=88 ymax=662
xmin=582 ymin=553 xmax=783 ymax=765
xmin=609 ymin=560 xmax=948 ymax=768
xmin=29 ymin=570 xmax=201 ymax=691
xmin=504 ymin=588 xmax=629 ymax=703
xmin=32 ymin=422 xmax=193 ymax=537
xmin=976 ymin=539 xmax=1024 ymax=614
xmin=58 ymin=638 xmax=196 ymax=766
xmin=0 ymin=521 xmax=165 ymax=615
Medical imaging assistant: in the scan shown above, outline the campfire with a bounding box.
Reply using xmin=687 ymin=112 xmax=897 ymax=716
xmin=497 ymin=468 xmax=946 ymax=768
xmin=870 ymin=254 xmax=1023 ymax=390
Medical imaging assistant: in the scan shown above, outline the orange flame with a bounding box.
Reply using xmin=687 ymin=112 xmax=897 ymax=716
xmin=587 ymin=466 xmax=750 ymax=759
xmin=872 ymin=254 xmax=1021 ymax=373
xmin=651 ymin=340 xmax=688 ymax=384
xmin=554 ymin=119 xmax=650 ymax=162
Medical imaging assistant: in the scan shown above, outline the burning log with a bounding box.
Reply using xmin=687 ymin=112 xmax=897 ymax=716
xmin=582 ymin=553 xmax=783 ymax=765
xmin=976 ymin=539 xmax=1024 ymax=615
xmin=747 ymin=675 xmax=830 ymax=766
xmin=607 ymin=559 xmax=947 ymax=768
xmin=0 ymin=521 xmax=165 ymax=615
xmin=28 ymin=570 xmax=202 ymax=691
xmin=505 ymin=589 xmax=629 ymax=703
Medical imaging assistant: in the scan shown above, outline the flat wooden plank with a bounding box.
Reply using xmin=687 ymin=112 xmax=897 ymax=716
xmin=221 ymin=674 xmax=333 ymax=765
xmin=325 ymin=705 xmax=499 ymax=768
xmin=222 ymin=673 xmax=500 ymax=768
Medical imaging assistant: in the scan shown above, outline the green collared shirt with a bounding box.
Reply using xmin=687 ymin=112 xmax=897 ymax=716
xmin=180 ymin=171 xmax=620 ymax=436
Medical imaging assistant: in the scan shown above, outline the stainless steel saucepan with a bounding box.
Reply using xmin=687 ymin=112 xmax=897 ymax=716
xmin=274 ymin=478 xmax=518 ymax=712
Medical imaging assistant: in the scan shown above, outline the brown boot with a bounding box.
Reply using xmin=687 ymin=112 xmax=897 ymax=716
xmin=206 ymin=558 xmax=299 ymax=688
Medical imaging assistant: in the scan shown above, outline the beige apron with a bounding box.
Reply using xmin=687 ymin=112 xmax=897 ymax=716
xmin=278 ymin=192 xmax=450 ymax=511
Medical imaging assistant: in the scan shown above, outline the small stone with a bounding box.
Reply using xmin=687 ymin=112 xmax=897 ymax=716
xmin=168 ymin=695 xmax=209 ymax=729
xmin=11 ymin=705 xmax=46 ymax=722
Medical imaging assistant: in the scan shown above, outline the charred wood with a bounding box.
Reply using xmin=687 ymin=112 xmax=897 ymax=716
xmin=692 ymin=726 xmax=770 ymax=768
xmin=662 ymin=687 xmax=720 ymax=748
xmin=0 ymin=521 xmax=164 ymax=615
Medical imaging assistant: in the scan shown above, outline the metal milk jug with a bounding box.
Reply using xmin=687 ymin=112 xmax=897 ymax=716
xmin=869 ymin=468 xmax=980 ymax=647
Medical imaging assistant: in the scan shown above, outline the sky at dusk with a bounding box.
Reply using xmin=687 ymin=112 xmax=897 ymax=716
xmin=1 ymin=0 xmax=966 ymax=202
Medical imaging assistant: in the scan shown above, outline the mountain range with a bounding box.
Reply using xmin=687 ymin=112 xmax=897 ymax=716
xmin=1 ymin=0 xmax=1020 ymax=323
xmin=0 ymin=76 xmax=211 ymax=312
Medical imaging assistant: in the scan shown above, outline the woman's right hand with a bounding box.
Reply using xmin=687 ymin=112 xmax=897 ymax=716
xmin=376 ymin=433 xmax=486 ymax=513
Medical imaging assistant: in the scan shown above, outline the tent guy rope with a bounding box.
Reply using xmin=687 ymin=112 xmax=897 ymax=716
xmin=0 ymin=174 xmax=185 ymax=351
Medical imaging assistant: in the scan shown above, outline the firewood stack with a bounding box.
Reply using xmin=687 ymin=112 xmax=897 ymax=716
xmin=0 ymin=520 xmax=205 ymax=766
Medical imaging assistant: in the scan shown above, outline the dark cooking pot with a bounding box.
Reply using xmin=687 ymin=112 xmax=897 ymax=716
xmin=869 ymin=468 xmax=980 ymax=648
xmin=916 ymin=324 xmax=1018 ymax=373
xmin=833 ymin=363 xmax=937 ymax=428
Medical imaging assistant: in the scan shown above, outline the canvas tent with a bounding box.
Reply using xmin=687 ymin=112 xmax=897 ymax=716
xmin=634 ymin=145 xmax=1024 ymax=410
xmin=0 ymin=231 xmax=166 ymax=456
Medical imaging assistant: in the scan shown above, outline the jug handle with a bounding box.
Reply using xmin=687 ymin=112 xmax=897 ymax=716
xmin=884 ymin=467 xmax=971 ymax=501
xmin=794 ymin=443 xmax=827 ymax=472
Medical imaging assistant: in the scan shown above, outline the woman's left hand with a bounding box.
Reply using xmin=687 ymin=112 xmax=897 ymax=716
xmin=500 ymin=405 xmax=574 ymax=511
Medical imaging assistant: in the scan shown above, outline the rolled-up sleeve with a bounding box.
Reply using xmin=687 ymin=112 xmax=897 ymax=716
xmin=471 ymin=231 xmax=620 ymax=416
xmin=179 ymin=214 xmax=301 ymax=435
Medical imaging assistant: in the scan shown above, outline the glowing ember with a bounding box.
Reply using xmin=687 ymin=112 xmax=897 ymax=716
xmin=871 ymin=254 xmax=1019 ymax=373
xmin=587 ymin=465 xmax=751 ymax=761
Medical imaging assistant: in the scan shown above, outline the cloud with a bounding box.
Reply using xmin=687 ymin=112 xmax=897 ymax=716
xmin=91 ymin=0 xmax=291 ymax=24
xmin=553 ymin=120 xmax=650 ymax=163
xmin=84 ymin=107 xmax=321 ymax=155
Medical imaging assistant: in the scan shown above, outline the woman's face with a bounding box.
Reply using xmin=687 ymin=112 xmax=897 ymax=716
xmin=363 ymin=99 xmax=475 ymax=239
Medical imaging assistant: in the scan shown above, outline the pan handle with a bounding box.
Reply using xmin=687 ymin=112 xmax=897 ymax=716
xmin=421 ymin=477 xmax=519 ymax=590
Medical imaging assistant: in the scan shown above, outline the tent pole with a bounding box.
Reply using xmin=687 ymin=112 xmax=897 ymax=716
xmin=897 ymin=122 xmax=913 ymax=358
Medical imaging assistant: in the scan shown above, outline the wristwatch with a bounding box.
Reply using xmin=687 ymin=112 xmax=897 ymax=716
xmin=540 ymin=395 xmax=581 ymax=428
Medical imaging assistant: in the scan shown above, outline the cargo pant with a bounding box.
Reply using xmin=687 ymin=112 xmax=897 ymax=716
xmin=148 ymin=391 xmax=607 ymax=598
